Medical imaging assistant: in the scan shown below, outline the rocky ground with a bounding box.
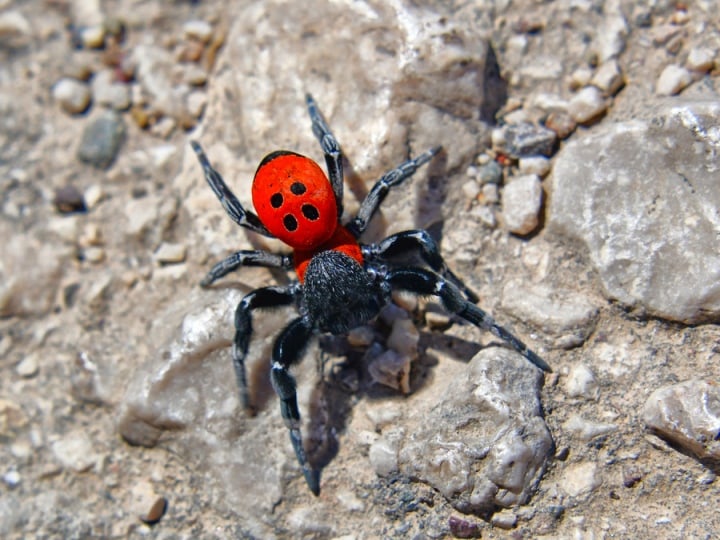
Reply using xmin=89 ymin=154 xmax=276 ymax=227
xmin=1 ymin=0 xmax=720 ymax=538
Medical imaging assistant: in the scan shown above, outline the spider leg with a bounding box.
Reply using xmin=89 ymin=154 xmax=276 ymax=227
xmin=306 ymin=94 xmax=343 ymax=218
xmin=385 ymin=267 xmax=551 ymax=372
xmin=346 ymin=146 xmax=442 ymax=237
xmin=270 ymin=316 xmax=320 ymax=495
xmin=201 ymin=250 xmax=293 ymax=287
xmin=190 ymin=141 xmax=273 ymax=237
xmin=363 ymin=230 xmax=479 ymax=303
xmin=232 ymin=285 xmax=298 ymax=410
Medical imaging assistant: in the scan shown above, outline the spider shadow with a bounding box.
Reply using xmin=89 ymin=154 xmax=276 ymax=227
xmin=304 ymin=326 xmax=487 ymax=474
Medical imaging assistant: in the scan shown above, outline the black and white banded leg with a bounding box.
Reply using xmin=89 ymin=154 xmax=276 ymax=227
xmin=232 ymin=286 xmax=298 ymax=410
xmin=200 ymin=250 xmax=293 ymax=287
xmin=306 ymin=94 xmax=344 ymax=218
xmin=191 ymin=141 xmax=272 ymax=237
xmin=346 ymin=147 xmax=442 ymax=237
xmin=270 ymin=316 xmax=320 ymax=495
xmin=386 ymin=267 xmax=551 ymax=373
xmin=363 ymin=229 xmax=479 ymax=303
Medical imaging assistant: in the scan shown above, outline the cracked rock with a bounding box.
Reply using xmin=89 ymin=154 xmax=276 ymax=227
xmin=396 ymin=348 xmax=553 ymax=514
xmin=549 ymin=100 xmax=720 ymax=323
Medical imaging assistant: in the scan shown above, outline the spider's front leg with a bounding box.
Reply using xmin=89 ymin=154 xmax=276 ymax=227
xmin=386 ymin=267 xmax=551 ymax=373
xmin=191 ymin=141 xmax=272 ymax=236
xmin=346 ymin=146 xmax=441 ymax=238
xmin=306 ymin=94 xmax=344 ymax=218
xmin=200 ymin=250 xmax=293 ymax=287
xmin=231 ymin=286 xmax=297 ymax=410
xmin=270 ymin=317 xmax=320 ymax=495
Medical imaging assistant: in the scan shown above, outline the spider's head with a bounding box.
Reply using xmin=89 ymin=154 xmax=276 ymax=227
xmin=252 ymin=151 xmax=338 ymax=250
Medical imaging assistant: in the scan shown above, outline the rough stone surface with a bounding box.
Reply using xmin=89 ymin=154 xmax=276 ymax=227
xmin=643 ymin=380 xmax=720 ymax=463
xmin=397 ymin=348 xmax=553 ymax=514
xmin=549 ymin=100 xmax=720 ymax=323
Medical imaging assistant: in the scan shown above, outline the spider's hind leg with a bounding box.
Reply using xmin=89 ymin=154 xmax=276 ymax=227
xmin=270 ymin=316 xmax=321 ymax=495
xmin=231 ymin=286 xmax=297 ymax=410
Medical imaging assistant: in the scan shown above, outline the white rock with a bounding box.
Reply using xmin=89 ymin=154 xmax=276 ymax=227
xmin=154 ymin=242 xmax=187 ymax=264
xmin=0 ymin=10 xmax=32 ymax=46
xmin=369 ymin=436 xmax=400 ymax=477
xmin=560 ymin=461 xmax=602 ymax=497
xmin=565 ymin=364 xmax=599 ymax=399
xmin=15 ymin=354 xmax=39 ymax=378
xmin=564 ymin=414 xmax=617 ymax=441
xmin=502 ymin=174 xmax=543 ymax=235
xmin=518 ymin=156 xmax=551 ymax=177
xmin=686 ymin=47 xmax=716 ymax=73
xmin=52 ymin=78 xmax=91 ymax=114
xmin=51 ymin=434 xmax=98 ymax=472
xmin=591 ymin=60 xmax=625 ymax=96
xmin=656 ymin=65 xmax=693 ymax=96
xmin=568 ymin=86 xmax=607 ymax=124
xmin=183 ymin=19 xmax=213 ymax=43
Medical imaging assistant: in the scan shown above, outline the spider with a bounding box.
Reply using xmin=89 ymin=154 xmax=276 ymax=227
xmin=191 ymin=94 xmax=550 ymax=496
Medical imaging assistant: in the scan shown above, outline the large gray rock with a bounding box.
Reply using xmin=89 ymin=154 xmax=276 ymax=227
xmin=549 ymin=100 xmax=720 ymax=323
xmin=395 ymin=348 xmax=553 ymax=514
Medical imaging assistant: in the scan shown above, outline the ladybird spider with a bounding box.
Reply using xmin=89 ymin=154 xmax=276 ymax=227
xmin=191 ymin=94 xmax=550 ymax=496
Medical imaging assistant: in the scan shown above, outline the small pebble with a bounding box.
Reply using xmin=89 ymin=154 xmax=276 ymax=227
xmin=448 ymin=515 xmax=482 ymax=538
xmin=83 ymin=246 xmax=106 ymax=263
xmin=184 ymin=65 xmax=208 ymax=86
xmin=183 ymin=19 xmax=213 ymax=44
xmin=2 ymin=470 xmax=20 ymax=488
xmin=564 ymin=414 xmax=617 ymax=441
xmin=565 ymin=363 xmax=599 ymax=399
xmin=461 ymin=179 xmax=480 ymax=200
xmin=476 ymin=160 xmax=503 ymax=185
xmin=130 ymin=480 xmax=167 ymax=524
xmin=150 ymin=116 xmax=176 ymax=138
xmin=51 ymin=435 xmax=98 ymax=472
xmin=686 ymin=47 xmax=716 ymax=73
xmin=656 ymin=65 xmax=693 ymax=96
xmin=545 ymin=111 xmax=576 ymax=139
xmin=154 ymin=242 xmax=187 ymax=264
xmin=81 ymin=25 xmax=105 ymax=49
xmin=591 ymin=60 xmax=625 ymax=96
xmin=491 ymin=510 xmax=518 ymax=530
xmin=479 ymin=183 xmax=498 ymax=205
xmin=77 ymin=110 xmax=126 ymax=169
xmin=91 ymin=69 xmax=131 ymax=110
xmin=53 ymin=185 xmax=86 ymax=214
xmin=622 ymin=466 xmax=642 ymax=488
xmin=84 ymin=185 xmax=104 ymax=209
xmin=560 ymin=461 xmax=602 ymax=497
xmin=568 ymin=86 xmax=607 ymax=124
xmin=79 ymin=223 xmax=103 ymax=247
xmin=518 ymin=156 xmax=551 ymax=177
xmin=504 ymin=123 xmax=557 ymax=158
xmin=347 ymin=326 xmax=375 ymax=347
xmin=470 ymin=204 xmax=497 ymax=228
xmin=569 ymin=66 xmax=593 ymax=90
xmin=387 ymin=319 xmax=419 ymax=357
xmin=15 ymin=354 xmax=39 ymax=378
xmin=52 ymin=78 xmax=92 ymax=115
xmin=502 ymin=174 xmax=543 ymax=235
xmin=0 ymin=10 xmax=32 ymax=46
